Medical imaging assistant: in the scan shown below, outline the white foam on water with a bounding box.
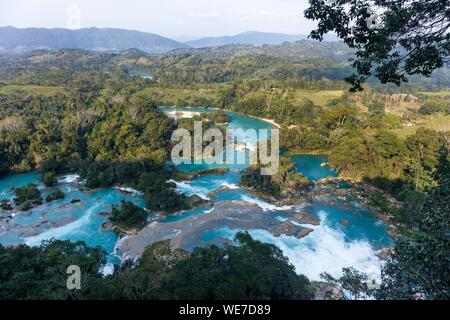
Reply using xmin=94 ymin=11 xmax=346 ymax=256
xmin=204 ymin=207 xmax=215 ymax=214
xmin=294 ymin=203 xmax=308 ymax=212
xmin=211 ymin=209 xmax=384 ymax=282
xmin=234 ymin=143 xmax=257 ymax=152
xmin=113 ymin=186 xmax=143 ymax=196
xmin=165 ymin=110 xmax=201 ymax=119
xmin=101 ymin=263 xmax=114 ymax=276
xmin=275 ymin=215 xmax=288 ymax=222
xmin=246 ymin=210 xmax=383 ymax=282
xmin=221 ymin=182 xmax=239 ymax=190
xmin=375 ymin=220 xmax=385 ymax=227
xmin=114 ymin=235 xmax=131 ymax=262
xmin=289 ymin=220 xmax=319 ymax=229
xmin=167 ymin=180 xmax=211 ymax=200
xmin=24 ymin=202 xmax=102 ymax=246
xmin=58 ymin=174 xmax=82 ymax=184
xmin=240 ymin=195 xmax=292 ymax=211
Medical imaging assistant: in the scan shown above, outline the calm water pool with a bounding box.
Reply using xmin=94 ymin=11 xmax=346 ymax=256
xmin=290 ymin=154 xmax=338 ymax=181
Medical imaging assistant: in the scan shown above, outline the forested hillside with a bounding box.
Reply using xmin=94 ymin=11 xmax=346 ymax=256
xmin=0 ymin=41 xmax=448 ymax=300
xmin=0 ymin=26 xmax=188 ymax=54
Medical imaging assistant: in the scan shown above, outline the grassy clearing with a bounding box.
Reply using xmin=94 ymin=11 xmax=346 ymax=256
xmin=418 ymin=90 xmax=450 ymax=97
xmin=392 ymin=114 xmax=450 ymax=139
xmin=293 ymin=89 xmax=344 ymax=106
xmin=0 ymin=85 xmax=68 ymax=96
xmin=134 ymin=86 xmax=223 ymax=105
xmin=135 ymin=86 xmax=344 ymax=107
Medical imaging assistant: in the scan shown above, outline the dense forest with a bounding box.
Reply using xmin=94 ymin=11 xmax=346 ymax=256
xmin=0 ymin=232 xmax=313 ymax=300
xmin=0 ymin=154 xmax=448 ymax=300
xmin=0 ymin=42 xmax=448 ymax=300
xmin=0 ymin=47 xmax=448 ymax=224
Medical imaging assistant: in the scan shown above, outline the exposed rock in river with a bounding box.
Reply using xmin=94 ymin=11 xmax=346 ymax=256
xmin=313 ymin=282 xmax=344 ymax=300
xmin=292 ymin=212 xmax=320 ymax=226
xmin=272 ymin=221 xmax=314 ymax=239
xmin=116 ymin=200 xmax=319 ymax=261
xmin=376 ymin=247 xmax=394 ymax=261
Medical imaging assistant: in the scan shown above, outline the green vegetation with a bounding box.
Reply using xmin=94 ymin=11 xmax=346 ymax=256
xmin=0 ymin=240 xmax=106 ymax=300
xmin=45 ymin=188 xmax=65 ymax=203
xmin=192 ymin=168 xmax=229 ymax=177
xmin=136 ymin=172 xmax=206 ymax=213
xmin=0 ymin=85 xmax=68 ymax=97
xmin=211 ymin=109 xmax=229 ymax=124
xmin=0 ymin=47 xmax=447 ymax=226
xmin=40 ymin=172 xmax=57 ymax=187
xmin=306 ymin=0 xmax=450 ymax=90
xmin=323 ymin=152 xmax=450 ymax=300
xmin=0 ymin=233 xmax=313 ymax=300
xmin=109 ymin=200 xmax=148 ymax=230
xmin=14 ymin=183 xmax=42 ymax=209
xmin=163 ymin=232 xmax=313 ymax=300
xmin=0 ymin=42 xmax=448 ymax=300
xmin=0 ymin=199 xmax=12 ymax=210
xmin=377 ymin=151 xmax=450 ymax=300
xmin=241 ymin=157 xmax=312 ymax=199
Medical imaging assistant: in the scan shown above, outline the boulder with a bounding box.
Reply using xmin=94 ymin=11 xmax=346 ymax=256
xmin=292 ymin=212 xmax=320 ymax=226
xmin=313 ymin=282 xmax=344 ymax=300
xmin=272 ymin=221 xmax=314 ymax=239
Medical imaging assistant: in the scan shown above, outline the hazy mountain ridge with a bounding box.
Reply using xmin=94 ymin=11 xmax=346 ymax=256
xmin=185 ymin=31 xmax=338 ymax=48
xmin=0 ymin=26 xmax=188 ymax=54
xmin=171 ymin=41 xmax=353 ymax=63
xmin=0 ymin=27 xmax=341 ymax=54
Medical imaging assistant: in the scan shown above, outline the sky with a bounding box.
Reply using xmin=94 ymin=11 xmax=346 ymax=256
xmin=0 ymin=0 xmax=317 ymax=40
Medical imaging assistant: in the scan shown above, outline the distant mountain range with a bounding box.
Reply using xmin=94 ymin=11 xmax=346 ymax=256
xmin=185 ymin=31 xmax=338 ymax=48
xmin=0 ymin=26 xmax=188 ymax=54
xmin=0 ymin=27 xmax=340 ymax=54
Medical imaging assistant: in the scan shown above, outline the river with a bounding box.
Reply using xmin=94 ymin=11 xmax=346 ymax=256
xmin=0 ymin=107 xmax=392 ymax=280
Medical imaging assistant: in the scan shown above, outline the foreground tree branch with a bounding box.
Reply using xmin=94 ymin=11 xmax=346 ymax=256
xmin=305 ymin=0 xmax=450 ymax=91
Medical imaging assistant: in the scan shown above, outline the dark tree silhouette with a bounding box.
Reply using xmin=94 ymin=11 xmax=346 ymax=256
xmin=305 ymin=0 xmax=450 ymax=91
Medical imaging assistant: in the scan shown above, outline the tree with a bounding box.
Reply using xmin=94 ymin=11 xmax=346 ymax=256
xmin=405 ymin=128 xmax=444 ymax=191
xmin=110 ymin=200 xmax=148 ymax=230
xmin=377 ymin=149 xmax=450 ymax=300
xmin=323 ymin=149 xmax=449 ymax=300
xmin=166 ymin=232 xmax=313 ymax=300
xmin=0 ymin=240 xmax=106 ymax=300
xmin=40 ymin=171 xmax=58 ymax=187
xmin=305 ymin=0 xmax=450 ymax=91
xmin=45 ymin=188 xmax=65 ymax=203
xmin=0 ymin=199 xmax=12 ymax=210
xmin=107 ymin=240 xmax=187 ymax=300
xmin=241 ymin=157 xmax=311 ymax=198
xmin=320 ymin=267 xmax=372 ymax=300
xmin=14 ymin=183 xmax=42 ymax=207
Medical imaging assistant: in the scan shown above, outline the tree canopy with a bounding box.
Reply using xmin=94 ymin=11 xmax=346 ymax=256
xmin=0 ymin=233 xmax=313 ymax=300
xmin=305 ymin=0 xmax=450 ymax=90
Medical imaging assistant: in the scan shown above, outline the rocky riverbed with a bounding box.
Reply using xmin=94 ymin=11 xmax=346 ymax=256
xmin=116 ymin=200 xmax=319 ymax=261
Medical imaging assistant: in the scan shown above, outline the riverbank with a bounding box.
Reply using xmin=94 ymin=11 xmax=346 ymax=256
xmin=159 ymin=105 xmax=282 ymax=129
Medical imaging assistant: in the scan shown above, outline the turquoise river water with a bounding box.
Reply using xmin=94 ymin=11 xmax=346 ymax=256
xmin=0 ymin=107 xmax=392 ymax=280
